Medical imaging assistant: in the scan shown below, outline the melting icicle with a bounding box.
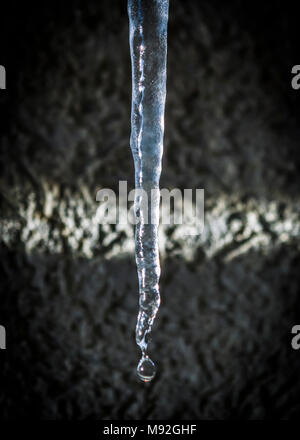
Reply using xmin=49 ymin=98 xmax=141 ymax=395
xmin=128 ymin=0 xmax=169 ymax=381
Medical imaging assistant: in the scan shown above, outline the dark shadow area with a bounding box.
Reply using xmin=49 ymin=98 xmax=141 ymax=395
xmin=1 ymin=244 xmax=300 ymax=419
xmin=0 ymin=0 xmax=300 ymax=197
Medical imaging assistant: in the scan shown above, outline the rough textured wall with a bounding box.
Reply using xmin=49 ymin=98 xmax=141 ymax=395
xmin=0 ymin=0 xmax=300 ymax=419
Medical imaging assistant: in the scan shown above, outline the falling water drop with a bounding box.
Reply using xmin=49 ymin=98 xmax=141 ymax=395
xmin=128 ymin=0 xmax=169 ymax=380
xmin=137 ymin=355 xmax=156 ymax=383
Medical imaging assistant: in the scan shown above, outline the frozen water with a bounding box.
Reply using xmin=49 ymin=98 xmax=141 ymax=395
xmin=128 ymin=0 xmax=169 ymax=380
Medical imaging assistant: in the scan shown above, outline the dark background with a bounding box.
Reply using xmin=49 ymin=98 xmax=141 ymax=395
xmin=1 ymin=0 xmax=300 ymax=419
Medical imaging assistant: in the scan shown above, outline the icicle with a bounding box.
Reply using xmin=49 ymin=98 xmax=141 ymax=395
xmin=128 ymin=0 xmax=169 ymax=381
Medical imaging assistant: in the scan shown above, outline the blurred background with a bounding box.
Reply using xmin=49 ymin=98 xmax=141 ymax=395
xmin=1 ymin=0 xmax=300 ymax=419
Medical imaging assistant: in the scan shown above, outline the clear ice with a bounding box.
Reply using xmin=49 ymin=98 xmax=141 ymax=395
xmin=128 ymin=0 xmax=169 ymax=381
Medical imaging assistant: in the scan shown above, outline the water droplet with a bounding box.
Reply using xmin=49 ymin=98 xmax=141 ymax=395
xmin=137 ymin=356 xmax=156 ymax=382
